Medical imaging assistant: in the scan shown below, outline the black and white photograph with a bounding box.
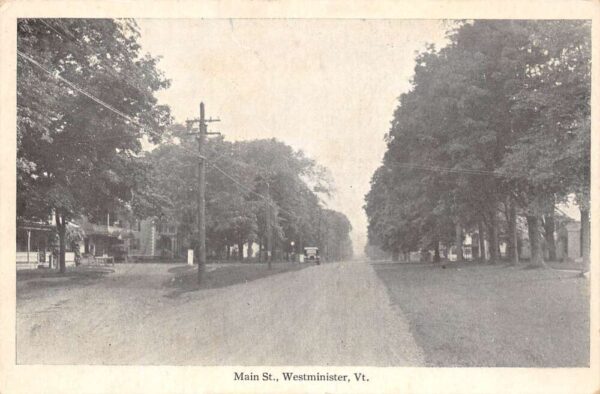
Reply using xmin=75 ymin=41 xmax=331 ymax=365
xmin=1 ymin=1 xmax=598 ymax=393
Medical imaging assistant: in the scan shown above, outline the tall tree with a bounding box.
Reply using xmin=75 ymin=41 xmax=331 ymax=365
xmin=365 ymin=21 xmax=590 ymax=268
xmin=17 ymin=19 xmax=171 ymax=272
xmin=146 ymin=137 xmax=348 ymax=262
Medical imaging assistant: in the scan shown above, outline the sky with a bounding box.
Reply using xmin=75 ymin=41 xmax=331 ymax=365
xmin=136 ymin=19 xmax=450 ymax=257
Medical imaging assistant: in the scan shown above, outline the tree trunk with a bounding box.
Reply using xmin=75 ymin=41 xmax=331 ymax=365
xmin=488 ymin=211 xmax=499 ymax=263
xmin=508 ymin=201 xmax=519 ymax=265
xmin=56 ymin=212 xmax=67 ymax=274
xmin=238 ymin=240 xmax=244 ymax=261
xmin=226 ymin=245 xmax=231 ymax=260
xmin=543 ymin=214 xmax=556 ymax=261
xmin=581 ymin=208 xmax=590 ymax=269
xmin=478 ymin=221 xmax=486 ymax=261
xmin=433 ymin=237 xmax=440 ymax=263
xmin=526 ymin=215 xmax=545 ymax=267
xmin=391 ymin=248 xmax=399 ymax=262
xmin=258 ymin=239 xmax=263 ymax=262
xmin=455 ymin=221 xmax=463 ymax=261
xmin=247 ymin=241 xmax=253 ymax=260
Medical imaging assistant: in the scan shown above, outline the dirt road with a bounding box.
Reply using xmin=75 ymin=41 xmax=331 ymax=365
xmin=17 ymin=261 xmax=424 ymax=365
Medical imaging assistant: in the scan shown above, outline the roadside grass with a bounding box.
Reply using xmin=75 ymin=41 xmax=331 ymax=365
xmin=372 ymin=261 xmax=590 ymax=367
xmin=17 ymin=262 xmax=312 ymax=299
xmin=163 ymin=262 xmax=310 ymax=297
xmin=17 ymin=265 xmax=115 ymax=296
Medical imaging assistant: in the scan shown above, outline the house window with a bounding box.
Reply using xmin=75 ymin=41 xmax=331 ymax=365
xmin=130 ymin=238 xmax=140 ymax=250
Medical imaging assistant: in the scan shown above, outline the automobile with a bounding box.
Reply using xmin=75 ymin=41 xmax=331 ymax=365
xmin=304 ymin=246 xmax=320 ymax=265
xmin=110 ymin=243 xmax=128 ymax=263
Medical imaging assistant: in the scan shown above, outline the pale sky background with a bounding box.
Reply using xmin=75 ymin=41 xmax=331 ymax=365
xmin=136 ymin=19 xmax=451 ymax=257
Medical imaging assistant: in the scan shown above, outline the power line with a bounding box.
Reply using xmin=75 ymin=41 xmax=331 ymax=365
xmin=392 ymin=162 xmax=506 ymax=177
xmin=204 ymin=144 xmax=308 ymax=218
xmin=23 ymin=20 xmax=323 ymax=219
xmin=21 ymin=28 xmax=333 ymax=262
xmin=24 ymin=19 xmax=175 ymax=149
xmin=17 ymin=49 xmax=204 ymax=161
xmin=22 ymin=20 xmax=322 ymax=223
xmin=18 ymin=49 xmax=294 ymax=218
xmin=38 ymin=19 xmax=68 ymax=40
xmin=209 ymin=162 xmax=297 ymax=218
xmin=18 ymin=50 xmax=143 ymax=130
xmin=45 ymin=19 xmax=77 ymax=40
xmin=37 ymin=19 xmax=149 ymax=94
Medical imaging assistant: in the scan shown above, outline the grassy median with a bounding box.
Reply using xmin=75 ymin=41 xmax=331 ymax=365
xmin=17 ymin=261 xmax=311 ymax=300
xmin=372 ymin=261 xmax=590 ymax=367
xmin=163 ymin=261 xmax=310 ymax=297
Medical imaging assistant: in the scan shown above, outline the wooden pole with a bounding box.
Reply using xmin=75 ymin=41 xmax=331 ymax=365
xmin=27 ymin=230 xmax=31 ymax=264
xmin=197 ymin=102 xmax=207 ymax=283
xmin=266 ymin=186 xmax=272 ymax=270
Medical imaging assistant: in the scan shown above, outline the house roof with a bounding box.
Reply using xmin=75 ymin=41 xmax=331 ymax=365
xmin=17 ymin=219 xmax=55 ymax=232
xmin=79 ymin=221 xmax=136 ymax=239
xmin=564 ymin=222 xmax=580 ymax=231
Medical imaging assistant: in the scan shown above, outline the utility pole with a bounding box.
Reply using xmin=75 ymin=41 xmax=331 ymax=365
xmin=317 ymin=209 xmax=322 ymax=256
xmin=186 ymin=102 xmax=220 ymax=283
xmin=265 ymin=182 xmax=272 ymax=270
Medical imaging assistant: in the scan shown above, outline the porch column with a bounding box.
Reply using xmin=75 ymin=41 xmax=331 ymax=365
xmin=27 ymin=230 xmax=31 ymax=264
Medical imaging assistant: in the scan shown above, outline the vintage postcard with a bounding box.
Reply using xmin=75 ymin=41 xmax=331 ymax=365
xmin=0 ymin=0 xmax=598 ymax=393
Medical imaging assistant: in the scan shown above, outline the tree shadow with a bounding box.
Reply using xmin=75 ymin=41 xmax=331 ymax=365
xmin=163 ymin=263 xmax=307 ymax=298
xmin=17 ymin=266 xmax=115 ymax=291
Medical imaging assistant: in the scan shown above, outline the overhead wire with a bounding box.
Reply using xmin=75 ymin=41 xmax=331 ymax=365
xmin=392 ymin=162 xmax=497 ymax=177
xmin=25 ymin=20 xmax=377 ymax=221
xmin=19 ymin=47 xmax=516 ymax=219
xmin=18 ymin=51 xmax=145 ymax=130
xmin=17 ymin=45 xmax=294 ymax=216
xmin=38 ymin=18 xmax=150 ymax=94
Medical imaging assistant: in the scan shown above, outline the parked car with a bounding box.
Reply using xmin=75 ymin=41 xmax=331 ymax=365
xmin=110 ymin=243 xmax=128 ymax=262
xmin=304 ymin=246 xmax=320 ymax=265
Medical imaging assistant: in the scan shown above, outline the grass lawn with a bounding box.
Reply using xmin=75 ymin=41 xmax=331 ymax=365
xmin=17 ymin=261 xmax=310 ymax=299
xmin=163 ymin=261 xmax=310 ymax=297
xmin=372 ymin=261 xmax=590 ymax=367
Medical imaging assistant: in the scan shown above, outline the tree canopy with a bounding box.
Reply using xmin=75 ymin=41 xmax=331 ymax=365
xmin=145 ymin=136 xmax=353 ymax=261
xmin=17 ymin=19 xmax=171 ymax=271
xmin=365 ymin=20 xmax=590 ymax=266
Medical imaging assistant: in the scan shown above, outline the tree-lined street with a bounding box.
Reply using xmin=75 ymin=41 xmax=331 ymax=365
xmin=17 ymin=19 xmax=353 ymax=275
xmin=17 ymin=258 xmax=587 ymax=367
xmin=365 ymin=21 xmax=590 ymax=268
xmin=13 ymin=17 xmax=591 ymax=372
xmin=18 ymin=261 xmax=422 ymax=366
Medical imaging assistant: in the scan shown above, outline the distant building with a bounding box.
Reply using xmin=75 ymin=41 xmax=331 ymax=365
xmin=16 ymin=213 xmax=183 ymax=270
xmin=78 ymin=215 xmax=137 ymax=263
xmin=16 ymin=218 xmax=79 ymax=270
xmin=556 ymin=220 xmax=582 ymax=262
xmin=79 ymin=215 xmax=181 ymax=262
xmin=133 ymin=217 xmax=180 ymax=260
xmin=16 ymin=219 xmax=57 ymax=270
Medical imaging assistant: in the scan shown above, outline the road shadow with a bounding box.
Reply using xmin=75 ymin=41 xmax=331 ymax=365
xmin=17 ymin=266 xmax=115 ymax=295
xmin=163 ymin=263 xmax=308 ymax=298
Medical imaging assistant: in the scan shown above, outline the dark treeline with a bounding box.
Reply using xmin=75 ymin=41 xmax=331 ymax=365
xmin=364 ymin=21 xmax=590 ymax=266
xmin=146 ymin=133 xmax=354 ymax=262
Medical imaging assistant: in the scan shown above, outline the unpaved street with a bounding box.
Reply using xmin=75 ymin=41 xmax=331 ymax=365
xmin=17 ymin=261 xmax=424 ymax=365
